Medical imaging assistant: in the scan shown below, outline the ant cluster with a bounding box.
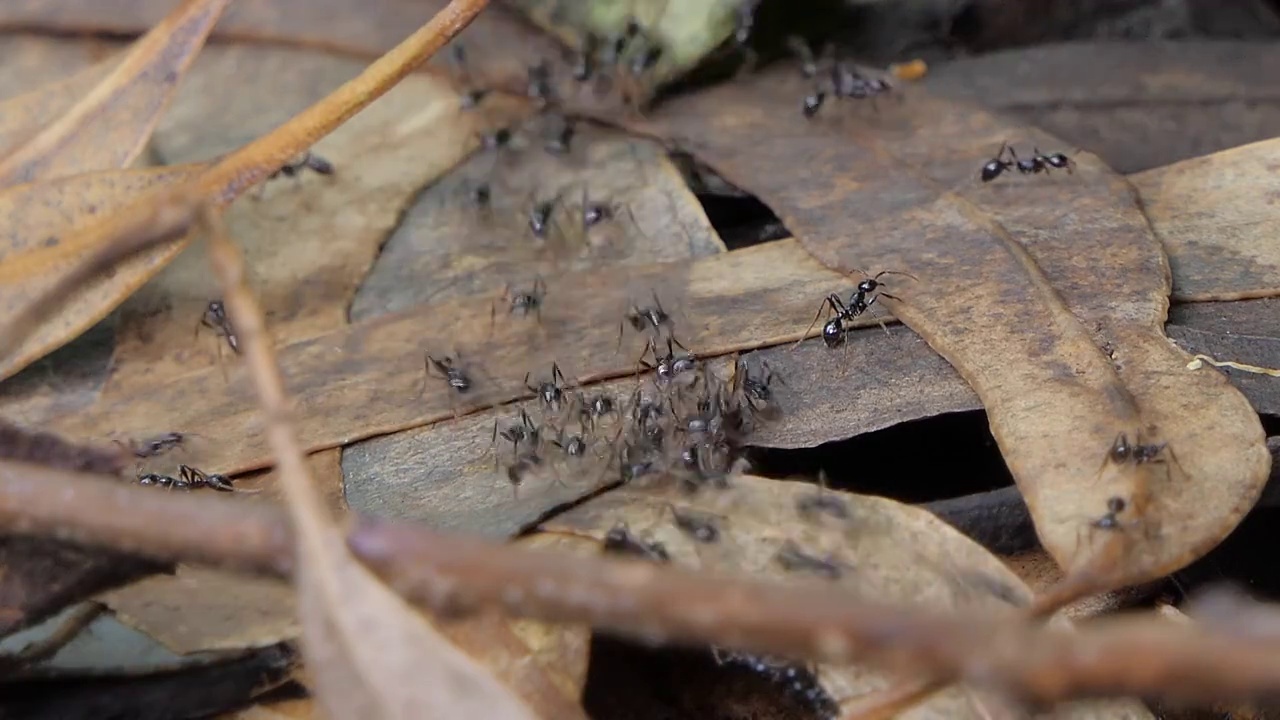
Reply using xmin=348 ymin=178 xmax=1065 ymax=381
xmin=788 ymin=38 xmax=894 ymax=119
xmin=798 ymin=270 xmax=915 ymax=349
xmin=431 ymin=290 xmax=784 ymax=498
xmin=980 ymin=142 xmax=1075 ymax=182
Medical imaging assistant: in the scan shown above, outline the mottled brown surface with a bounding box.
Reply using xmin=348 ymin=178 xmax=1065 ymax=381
xmin=640 ymin=67 xmax=1268 ymax=585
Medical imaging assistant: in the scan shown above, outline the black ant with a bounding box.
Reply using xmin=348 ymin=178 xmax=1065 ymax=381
xmin=571 ymin=33 xmax=598 ymax=81
xmin=504 ymin=447 xmax=556 ymax=499
xmin=775 ymin=541 xmax=843 ymax=579
xmin=980 ymin=142 xmax=1014 ymax=182
xmin=802 ymin=91 xmax=826 ymax=119
xmin=1009 ymin=146 xmax=1047 ymax=175
xmin=528 ymin=193 xmax=564 ymax=239
xmin=267 ymin=151 xmax=334 ymax=181
xmin=618 ymin=291 xmax=676 ymax=349
xmin=526 ymin=60 xmax=554 ymax=106
xmin=121 ymin=432 xmax=189 ymax=459
xmin=423 ymin=352 xmax=474 ymax=417
xmin=491 ymin=277 xmax=546 ymax=330
xmin=469 ymin=181 xmax=492 ymax=208
xmin=544 ymin=117 xmax=576 ymax=155
xmin=831 ymin=63 xmax=892 ymax=103
xmin=179 ymin=464 xmax=237 ymax=491
xmin=1105 ymin=432 xmax=1171 ymax=467
xmin=572 ymin=392 xmax=617 ymax=433
xmin=198 ymin=300 xmax=240 ymax=354
xmin=481 ymin=127 xmax=513 ymax=151
xmin=640 ymin=336 xmax=696 ymax=384
xmin=733 ymin=358 xmax=779 ymax=414
xmin=525 ymin=362 xmax=569 ymax=411
xmin=603 ymin=522 xmax=670 ymax=562
xmin=796 ymin=270 xmax=914 ymax=349
xmin=1037 ymin=149 xmax=1075 ymax=172
xmin=551 ymin=428 xmax=589 ymax=459
xmin=492 ymin=409 xmax=542 ymax=468
xmin=670 ymin=505 xmax=720 ymax=543
xmin=629 ymin=43 xmax=663 ymax=77
xmin=1091 ymin=496 xmax=1128 ymax=531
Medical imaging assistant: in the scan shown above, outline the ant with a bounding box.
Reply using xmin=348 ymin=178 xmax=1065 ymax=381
xmin=525 ymin=362 xmax=569 ymax=411
xmin=526 ymin=60 xmax=554 ymax=106
xmin=618 ymin=291 xmax=676 ymax=349
xmin=571 ymin=33 xmax=598 ymax=81
xmin=603 ymin=522 xmax=670 ymax=562
xmin=492 ymin=409 xmax=542 ymax=468
xmin=121 ymin=432 xmax=189 ymax=459
xmin=504 ymin=447 xmax=557 ymax=499
xmin=796 ymin=270 xmax=915 ymax=349
xmin=469 ymin=181 xmax=492 ymax=208
xmin=267 ymin=151 xmax=334 ymax=182
xmin=572 ymin=391 xmax=617 ymax=433
xmin=198 ymin=300 xmax=240 ymax=354
xmin=179 ymin=464 xmax=237 ymax=491
xmin=670 ymin=505 xmax=721 ymax=543
xmin=640 ymin=336 xmax=696 ymax=384
xmin=980 ymin=142 xmax=1015 ymax=182
xmin=1104 ymin=432 xmax=1173 ymax=469
xmin=802 ymin=91 xmax=826 ymax=119
xmin=1091 ymin=496 xmax=1128 ymax=531
xmin=544 ymin=117 xmax=576 ymax=156
xmin=551 ymin=428 xmax=590 ymax=459
xmin=775 ymin=541 xmax=843 ymax=580
xmin=732 ymin=358 xmax=780 ymax=419
xmin=528 ymin=192 xmax=566 ymax=240
xmin=481 ymin=127 xmax=513 ymax=151
xmin=423 ymin=352 xmax=474 ymax=417
xmin=491 ymin=277 xmax=547 ymax=330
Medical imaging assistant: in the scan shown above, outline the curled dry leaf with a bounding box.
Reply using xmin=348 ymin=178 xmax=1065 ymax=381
xmin=1130 ymin=137 xmax=1280 ymax=302
xmin=0 ymin=0 xmax=230 ymax=187
xmin=638 ymin=68 xmax=1269 ymax=590
xmin=536 ymin=474 xmax=1150 ymax=719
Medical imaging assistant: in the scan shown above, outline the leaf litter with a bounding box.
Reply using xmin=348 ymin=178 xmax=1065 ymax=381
xmin=537 ymin=474 xmax=1152 ymax=719
xmin=636 ymin=65 xmax=1269 ymax=596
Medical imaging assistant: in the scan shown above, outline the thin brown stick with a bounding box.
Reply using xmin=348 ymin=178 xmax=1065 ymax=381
xmin=5 ymin=460 xmax=1280 ymax=705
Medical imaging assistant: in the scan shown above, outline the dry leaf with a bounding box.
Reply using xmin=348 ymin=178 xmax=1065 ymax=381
xmin=51 ymin=240 xmax=855 ymax=475
xmin=0 ymin=39 xmax=115 ymax=150
xmin=922 ymin=41 xmax=1280 ymax=173
xmin=1130 ymin=137 xmax=1280 ymax=302
xmin=0 ymin=0 xmax=229 ymax=186
xmin=538 ymin=474 xmax=1151 ymax=719
xmin=638 ymin=67 xmax=1269 ymax=588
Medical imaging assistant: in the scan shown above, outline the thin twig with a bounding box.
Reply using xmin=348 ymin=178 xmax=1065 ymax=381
xmin=4 ymin=460 xmax=1280 ymax=705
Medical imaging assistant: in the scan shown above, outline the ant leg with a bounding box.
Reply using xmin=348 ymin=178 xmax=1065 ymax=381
xmin=791 ymin=298 xmax=832 ymax=351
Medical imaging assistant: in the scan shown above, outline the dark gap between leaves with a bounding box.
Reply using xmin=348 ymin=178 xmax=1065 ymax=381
xmin=746 ymin=410 xmax=1012 ymax=504
xmin=669 ymin=151 xmax=790 ymax=251
xmin=583 ymin=635 xmax=836 ymax=720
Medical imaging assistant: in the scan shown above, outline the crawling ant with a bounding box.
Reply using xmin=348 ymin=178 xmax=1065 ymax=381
xmin=544 ymin=117 xmax=576 ymax=155
xmin=1105 ymin=432 xmax=1171 ymax=467
xmin=603 ymin=523 xmax=670 ymax=562
xmin=198 ymin=300 xmax=240 ymax=354
xmin=525 ymin=362 xmax=569 ymax=411
xmin=670 ymin=505 xmax=720 ymax=543
xmin=423 ymin=352 xmax=475 ymax=417
xmin=179 ymin=463 xmax=237 ymax=492
xmin=618 ymin=291 xmax=676 ymax=349
xmin=732 ymin=358 xmax=780 ymax=419
xmin=640 ymin=336 xmax=696 ymax=384
xmin=796 ymin=293 xmax=856 ymax=349
xmin=1009 ymin=146 xmax=1047 ymax=175
xmin=481 ymin=127 xmax=513 ymax=151
xmin=980 ymin=142 xmax=1014 ymax=182
xmin=1091 ymin=496 xmax=1128 ymax=531
xmin=551 ymin=429 xmax=589 ymax=458
xmin=526 ymin=60 xmax=554 ymax=105
xmin=1038 ymin=149 xmax=1076 ymax=173
xmin=572 ymin=391 xmax=617 ymax=432
xmin=504 ymin=447 xmax=557 ymax=499
xmin=122 ymin=432 xmax=188 ymax=459
xmin=267 ymin=151 xmax=334 ymax=182
xmin=775 ymin=541 xmax=843 ymax=579
xmin=796 ymin=491 xmax=848 ymax=520
xmin=528 ymin=194 xmax=562 ymax=239
xmin=492 ymin=409 xmax=542 ymax=467
xmin=492 ymin=277 xmax=546 ymax=330
xmin=802 ymin=91 xmax=826 ymax=119
xmin=571 ymin=34 xmax=598 ymax=81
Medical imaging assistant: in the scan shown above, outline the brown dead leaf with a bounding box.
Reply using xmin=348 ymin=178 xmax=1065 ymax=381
xmin=0 ymin=0 xmax=229 ymax=186
xmin=0 ymin=37 xmax=113 ymax=148
xmin=0 ymin=0 xmax=502 ymax=382
xmin=922 ymin=42 xmax=1280 ymax=174
xmin=50 ymin=240 xmax=856 ymax=474
xmin=101 ymin=567 xmax=296 ymax=655
xmin=638 ymin=68 xmax=1268 ymax=589
xmin=538 ymin=474 xmax=1151 ymax=719
xmin=1131 ymin=137 xmax=1280 ymax=302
